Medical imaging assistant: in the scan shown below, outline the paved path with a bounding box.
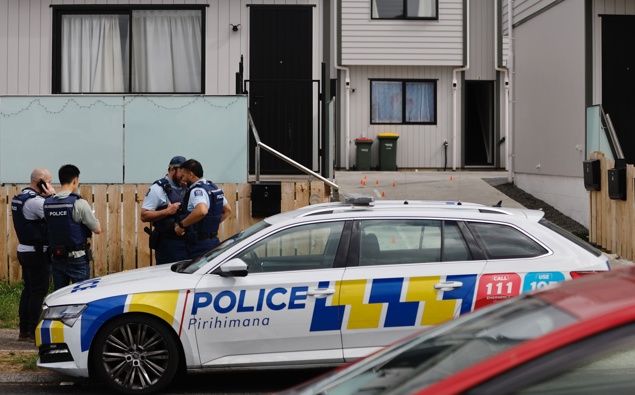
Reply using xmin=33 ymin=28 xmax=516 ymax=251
xmin=332 ymin=169 xmax=523 ymax=208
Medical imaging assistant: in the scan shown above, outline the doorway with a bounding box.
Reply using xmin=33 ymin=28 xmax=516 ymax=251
xmin=464 ymin=81 xmax=495 ymax=167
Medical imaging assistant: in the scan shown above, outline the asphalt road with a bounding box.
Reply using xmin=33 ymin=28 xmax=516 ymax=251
xmin=0 ymin=368 xmax=329 ymax=394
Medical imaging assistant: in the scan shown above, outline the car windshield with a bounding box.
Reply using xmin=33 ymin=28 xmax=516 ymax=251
xmin=297 ymin=295 xmax=577 ymax=395
xmin=176 ymin=221 xmax=271 ymax=273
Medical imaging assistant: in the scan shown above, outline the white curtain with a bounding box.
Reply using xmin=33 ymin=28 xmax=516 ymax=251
xmin=406 ymin=82 xmax=435 ymax=122
xmin=409 ymin=0 xmax=436 ymax=17
xmin=61 ymin=15 xmax=126 ymax=93
xmin=372 ymin=81 xmax=403 ymax=123
xmin=132 ymin=10 xmax=202 ymax=93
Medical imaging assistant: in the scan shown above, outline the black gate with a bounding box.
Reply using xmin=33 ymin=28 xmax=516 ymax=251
xmin=602 ymin=15 xmax=635 ymax=164
xmin=248 ymin=5 xmax=314 ymax=174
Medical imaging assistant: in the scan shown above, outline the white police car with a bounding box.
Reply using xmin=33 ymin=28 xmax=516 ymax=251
xmin=36 ymin=198 xmax=610 ymax=394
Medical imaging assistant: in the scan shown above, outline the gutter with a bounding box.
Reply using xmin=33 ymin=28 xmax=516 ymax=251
xmin=334 ymin=0 xmax=351 ymax=170
xmin=506 ymin=0 xmax=514 ymax=183
xmin=494 ymin=0 xmax=511 ymax=180
xmin=452 ymin=0 xmax=470 ymax=171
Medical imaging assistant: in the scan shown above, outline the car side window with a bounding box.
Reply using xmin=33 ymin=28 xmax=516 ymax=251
xmin=516 ymin=345 xmax=635 ymax=394
xmin=442 ymin=221 xmax=471 ymax=261
xmin=359 ymin=219 xmax=444 ymax=265
xmin=466 ymin=222 xmax=548 ymax=259
xmin=468 ymin=324 xmax=635 ymax=395
xmin=236 ymin=221 xmax=345 ymax=273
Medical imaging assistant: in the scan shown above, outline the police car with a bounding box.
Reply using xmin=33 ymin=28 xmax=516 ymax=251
xmin=36 ymin=197 xmax=610 ymax=394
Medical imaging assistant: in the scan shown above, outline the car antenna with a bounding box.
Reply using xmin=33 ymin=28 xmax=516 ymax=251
xmin=493 ymin=200 xmax=502 ymax=207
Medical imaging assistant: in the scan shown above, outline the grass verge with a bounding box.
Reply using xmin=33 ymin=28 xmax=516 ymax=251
xmin=0 ymin=282 xmax=21 ymax=329
xmin=0 ymin=351 xmax=39 ymax=372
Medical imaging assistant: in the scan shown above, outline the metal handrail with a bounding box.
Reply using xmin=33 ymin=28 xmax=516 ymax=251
xmin=248 ymin=112 xmax=338 ymax=190
xmin=595 ymin=105 xmax=624 ymax=160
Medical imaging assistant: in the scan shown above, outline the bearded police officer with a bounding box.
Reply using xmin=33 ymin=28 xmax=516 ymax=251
xmin=44 ymin=164 xmax=101 ymax=291
xmin=11 ymin=168 xmax=55 ymax=341
xmin=140 ymin=156 xmax=188 ymax=264
xmin=174 ymin=159 xmax=231 ymax=259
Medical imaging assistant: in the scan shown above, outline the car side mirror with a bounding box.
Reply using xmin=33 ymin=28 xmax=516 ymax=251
xmin=213 ymin=258 xmax=249 ymax=277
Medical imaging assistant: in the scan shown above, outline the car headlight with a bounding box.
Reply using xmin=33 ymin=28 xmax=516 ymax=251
xmin=41 ymin=304 xmax=87 ymax=327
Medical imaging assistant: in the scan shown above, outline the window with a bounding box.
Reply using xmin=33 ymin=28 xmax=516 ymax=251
xmin=372 ymin=0 xmax=438 ymax=19
xmin=467 ymin=222 xmax=548 ymax=259
xmin=371 ymin=80 xmax=437 ymax=124
xmin=236 ymin=221 xmax=345 ymax=273
xmin=471 ymin=323 xmax=635 ymax=394
xmin=52 ymin=6 xmax=205 ymax=94
xmin=360 ymin=220 xmax=471 ymax=266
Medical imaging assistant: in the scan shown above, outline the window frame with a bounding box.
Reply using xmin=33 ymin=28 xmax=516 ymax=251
xmin=231 ymin=220 xmax=349 ymax=273
xmin=369 ymin=79 xmax=438 ymax=125
xmin=51 ymin=4 xmax=207 ymax=95
xmin=353 ymin=219 xmax=478 ymax=267
xmin=371 ymin=0 xmax=439 ymax=20
xmin=465 ymin=221 xmax=550 ymax=260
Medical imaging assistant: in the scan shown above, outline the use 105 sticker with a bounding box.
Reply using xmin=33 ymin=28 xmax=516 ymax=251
xmin=522 ymin=272 xmax=565 ymax=292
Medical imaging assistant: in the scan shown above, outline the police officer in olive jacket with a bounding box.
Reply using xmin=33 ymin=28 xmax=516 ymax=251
xmin=44 ymin=164 xmax=101 ymax=291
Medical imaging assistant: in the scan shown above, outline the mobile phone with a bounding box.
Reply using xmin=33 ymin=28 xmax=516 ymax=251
xmin=37 ymin=179 xmax=47 ymax=193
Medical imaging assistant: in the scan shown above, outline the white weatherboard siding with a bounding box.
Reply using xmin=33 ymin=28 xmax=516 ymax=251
xmin=513 ymin=0 xmax=585 ymax=178
xmin=466 ymin=0 xmax=495 ymax=81
xmin=339 ymin=65 xmax=458 ymax=169
xmin=0 ymin=0 xmax=324 ymax=96
xmin=512 ymin=0 xmax=560 ymax=25
xmin=340 ymin=0 xmax=463 ymax=66
xmin=512 ymin=0 xmax=587 ymax=226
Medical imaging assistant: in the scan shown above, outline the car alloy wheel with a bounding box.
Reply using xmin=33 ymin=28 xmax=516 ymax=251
xmin=92 ymin=314 xmax=180 ymax=394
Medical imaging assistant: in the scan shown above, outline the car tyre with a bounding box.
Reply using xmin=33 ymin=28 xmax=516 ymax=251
xmin=91 ymin=314 xmax=180 ymax=395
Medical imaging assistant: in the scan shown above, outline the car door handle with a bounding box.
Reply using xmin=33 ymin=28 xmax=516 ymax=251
xmin=434 ymin=281 xmax=464 ymax=291
xmin=307 ymin=288 xmax=335 ymax=298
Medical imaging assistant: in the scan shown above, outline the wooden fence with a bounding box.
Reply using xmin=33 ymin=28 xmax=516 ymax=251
xmin=1 ymin=181 xmax=330 ymax=284
xmin=588 ymin=152 xmax=635 ymax=261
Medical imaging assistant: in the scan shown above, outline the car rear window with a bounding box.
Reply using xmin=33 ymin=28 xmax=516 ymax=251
xmin=467 ymin=222 xmax=548 ymax=259
xmin=539 ymin=218 xmax=602 ymax=257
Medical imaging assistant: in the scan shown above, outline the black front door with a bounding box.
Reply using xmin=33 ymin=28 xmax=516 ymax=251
xmin=602 ymin=15 xmax=635 ymax=163
xmin=249 ymin=6 xmax=313 ymax=174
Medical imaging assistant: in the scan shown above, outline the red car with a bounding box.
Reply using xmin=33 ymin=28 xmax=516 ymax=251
xmin=280 ymin=267 xmax=635 ymax=395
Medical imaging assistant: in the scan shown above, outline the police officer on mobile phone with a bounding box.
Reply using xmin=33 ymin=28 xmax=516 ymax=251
xmin=11 ymin=168 xmax=55 ymax=341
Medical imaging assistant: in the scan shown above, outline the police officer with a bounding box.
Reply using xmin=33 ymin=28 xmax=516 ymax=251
xmin=11 ymin=168 xmax=55 ymax=341
xmin=140 ymin=156 xmax=188 ymax=264
xmin=44 ymin=164 xmax=101 ymax=291
xmin=174 ymin=159 xmax=231 ymax=258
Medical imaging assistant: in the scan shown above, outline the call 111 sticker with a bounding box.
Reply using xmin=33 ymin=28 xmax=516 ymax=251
xmin=475 ymin=273 xmax=521 ymax=309
xmin=522 ymin=272 xmax=565 ymax=292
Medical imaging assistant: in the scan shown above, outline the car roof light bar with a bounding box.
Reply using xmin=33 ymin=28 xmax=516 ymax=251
xmin=343 ymin=193 xmax=374 ymax=206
